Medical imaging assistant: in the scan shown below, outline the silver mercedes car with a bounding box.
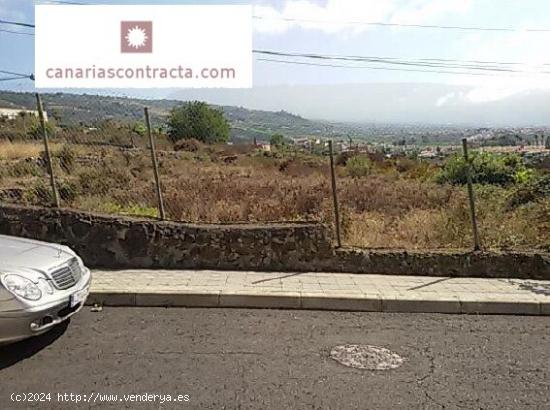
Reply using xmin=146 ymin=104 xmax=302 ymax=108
xmin=0 ymin=235 xmax=91 ymax=345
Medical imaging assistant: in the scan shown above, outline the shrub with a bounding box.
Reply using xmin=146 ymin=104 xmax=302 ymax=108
xmin=28 ymin=121 xmax=55 ymax=140
xmin=336 ymin=151 xmax=354 ymax=166
xmin=23 ymin=180 xmax=77 ymax=205
xmin=132 ymin=122 xmax=147 ymax=137
xmin=513 ymin=168 xmax=535 ymax=184
xmin=270 ymin=133 xmax=293 ymax=149
xmin=507 ymin=174 xmax=550 ymax=209
xmin=394 ymin=158 xmax=417 ymax=173
xmin=436 ymin=152 xmax=528 ymax=185
xmin=346 ymin=155 xmax=372 ymax=178
xmin=167 ymin=101 xmax=230 ymax=144
xmin=58 ymin=180 xmax=79 ymax=202
xmin=57 ymin=145 xmax=76 ymax=174
xmin=31 ymin=182 xmax=53 ymax=204
xmin=77 ymin=166 xmax=131 ymax=195
xmin=38 ymin=146 xmax=76 ymax=175
xmin=174 ymin=138 xmax=202 ymax=152
xmin=340 ymin=175 xmax=453 ymax=215
xmin=6 ymin=160 xmax=42 ymax=177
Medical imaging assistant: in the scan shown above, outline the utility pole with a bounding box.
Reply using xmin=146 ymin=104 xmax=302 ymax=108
xmin=36 ymin=93 xmax=60 ymax=208
xmin=328 ymin=140 xmax=342 ymax=248
xmin=144 ymin=107 xmax=166 ymax=220
xmin=462 ymin=138 xmax=481 ymax=251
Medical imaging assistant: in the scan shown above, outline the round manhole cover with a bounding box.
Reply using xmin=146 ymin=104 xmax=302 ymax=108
xmin=330 ymin=344 xmax=404 ymax=370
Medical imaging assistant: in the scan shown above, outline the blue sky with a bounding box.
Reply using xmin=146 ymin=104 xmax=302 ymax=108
xmin=2 ymin=0 xmax=550 ymax=124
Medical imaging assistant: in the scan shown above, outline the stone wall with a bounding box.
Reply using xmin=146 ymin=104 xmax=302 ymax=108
xmin=330 ymin=248 xmax=550 ymax=280
xmin=0 ymin=203 xmax=549 ymax=279
xmin=0 ymin=204 xmax=332 ymax=271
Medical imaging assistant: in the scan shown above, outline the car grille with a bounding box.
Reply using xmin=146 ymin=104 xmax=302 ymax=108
xmin=50 ymin=258 xmax=83 ymax=290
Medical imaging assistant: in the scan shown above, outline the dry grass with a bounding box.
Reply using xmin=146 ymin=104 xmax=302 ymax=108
xmin=0 ymin=140 xmax=548 ymax=251
xmin=0 ymin=141 xmax=47 ymax=160
xmin=0 ymin=140 xmax=87 ymax=160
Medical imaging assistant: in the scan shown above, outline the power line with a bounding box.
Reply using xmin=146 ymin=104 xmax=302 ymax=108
xmin=0 ymin=28 xmax=34 ymax=36
xmin=0 ymin=69 xmax=31 ymax=77
xmin=38 ymin=1 xmax=90 ymax=4
xmin=6 ymin=13 xmax=550 ymax=33
xmin=254 ymin=50 xmax=510 ymax=71
xmin=0 ymin=69 xmax=33 ymax=83
xmin=253 ymin=15 xmax=550 ymax=33
xmin=253 ymin=49 xmax=511 ymax=67
xmin=0 ymin=19 xmax=35 ymax=28
xmin=256 ymin=57 xmax=498 ymax=77
xmin=2 ymin=10 xmax=547 ymax=75
xmin=253 ymin=49 xmax=550 ymax=74
xmin=0 ymin=76 xmax=30 ymax=82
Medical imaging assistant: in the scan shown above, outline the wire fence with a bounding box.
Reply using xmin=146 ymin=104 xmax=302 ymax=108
xmin=0 ymin=95 xmax=337 ymax=226
xmin=1 ymin=99 xmax=163 ymax=219
xmin=0 ymin=93 xmax=549 ymax=252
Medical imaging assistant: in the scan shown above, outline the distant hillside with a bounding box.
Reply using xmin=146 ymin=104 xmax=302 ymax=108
xmin=0 ymin=91 xmax=339 ymax=143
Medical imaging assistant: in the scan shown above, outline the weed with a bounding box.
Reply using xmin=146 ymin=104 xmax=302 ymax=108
xmin=0 ymin=141 xmax=547 ymax=250
xmin=346 ymin=155 xmax=372 ymax=178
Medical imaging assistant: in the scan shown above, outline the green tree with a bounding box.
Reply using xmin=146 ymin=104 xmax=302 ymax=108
xmin=436 ymin=152 xmax=529 ymax=186
xmin=131 ymin=122 xmax=147 ymax=137
xmin=270 ymin=133 xmax=288 ymax=148
xmin=28 ymin=118 xmax=56 ymax=140
xmin=346 ymin=155 xmax=372 ymax=178
xmin=167 ymin=101 xmax=230 ymax=144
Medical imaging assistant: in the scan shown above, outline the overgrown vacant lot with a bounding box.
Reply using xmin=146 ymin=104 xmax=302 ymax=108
xmin=0 ymin=139 xmax=548 ymax=251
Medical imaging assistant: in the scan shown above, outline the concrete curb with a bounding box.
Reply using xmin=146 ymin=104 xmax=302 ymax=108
xmin=86 ymin=291 xmax=550 ymax=315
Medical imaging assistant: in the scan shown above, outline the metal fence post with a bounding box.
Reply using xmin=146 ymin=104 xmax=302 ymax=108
xmin=328 ymin=140 xmax=342 ymax=248
xmin=35 ymin=93 xmax=60 ymax=208
xmin=462 ymin=138 xmax=481 ymax=251
xmin=144 ymin=107 xmax=166 ymax=220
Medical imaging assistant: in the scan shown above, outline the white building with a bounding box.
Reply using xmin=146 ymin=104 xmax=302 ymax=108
xmin=0 ymin=108 xmax=47 ymax=121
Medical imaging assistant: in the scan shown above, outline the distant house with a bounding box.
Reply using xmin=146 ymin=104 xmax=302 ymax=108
xmin=0 ymin=108 xmax=47 ymax=121
xmin=253 ymin=139 xmax=271 ymax=152
xmin=418 ymin=150 xmax=439 ymax=159
xmin=335 ymin=141 xmax=350 ymax=152
xmin=294 ymin=138 xmax=310 ymax=149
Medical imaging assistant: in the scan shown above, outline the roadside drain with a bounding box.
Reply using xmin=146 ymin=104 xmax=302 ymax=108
xmin=330 ymin=344 xmax=404 ymax=370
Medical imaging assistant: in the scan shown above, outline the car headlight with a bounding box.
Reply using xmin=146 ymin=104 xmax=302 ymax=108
xmin=37 ymin=278 xmax=54 ymax=295
xmin=1 ymin=274 xmax=42 ymax=301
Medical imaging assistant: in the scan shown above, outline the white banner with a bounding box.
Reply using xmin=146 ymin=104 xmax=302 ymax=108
xmin=35 ymin=5 xmax=252 ymax=88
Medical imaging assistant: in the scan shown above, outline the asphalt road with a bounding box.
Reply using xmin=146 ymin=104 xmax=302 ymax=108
xmin=0 ymin=308 xmax=549 ymax=410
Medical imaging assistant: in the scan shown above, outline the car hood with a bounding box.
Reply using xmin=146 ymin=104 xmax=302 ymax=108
xmin=0 ymin=235 xmax=76 ymax=272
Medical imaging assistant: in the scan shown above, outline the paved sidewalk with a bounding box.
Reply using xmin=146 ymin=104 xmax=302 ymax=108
xmin=87 ymin=270 xmax=550 ymax=315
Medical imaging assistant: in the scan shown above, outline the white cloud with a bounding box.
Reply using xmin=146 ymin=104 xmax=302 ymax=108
xmin=390 ymin=0 xmax=471 ymax=25
xmin=253 ymin=0 xmax=471 ymax=35
xmin=253 ymin=0 xmax=550 ymax=108
xmin=435 ymin=92 xmax=456 ymax=107
xmin=465 ymin=85 xmax=527 ymax=103
xmin=254 ymin=0 xmax=396 ymax=34
xmin=449 ymin=30 xmax=550 ymax=102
